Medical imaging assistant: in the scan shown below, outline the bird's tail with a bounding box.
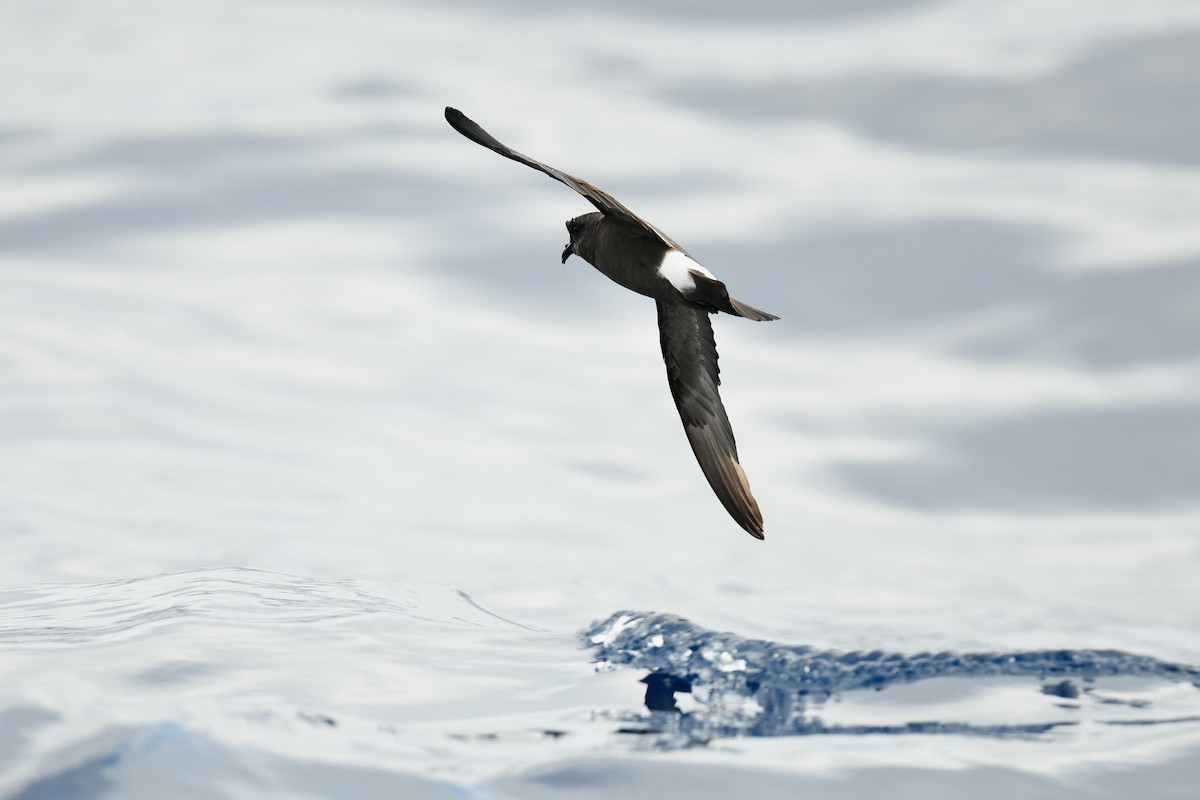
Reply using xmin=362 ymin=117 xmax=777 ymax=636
xmin=728 ymin=297 xmax=779 ymax=322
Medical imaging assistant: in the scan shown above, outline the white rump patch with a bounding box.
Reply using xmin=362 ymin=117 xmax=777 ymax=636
xmin=657 ymin=250 xmax=716 ymax=294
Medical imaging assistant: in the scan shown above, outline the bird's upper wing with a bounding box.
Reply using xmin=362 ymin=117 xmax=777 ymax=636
xmin=656 ymin=299 xmax=764 ymax=538
xmin=445 ymin=107 xmax=682 ymax=250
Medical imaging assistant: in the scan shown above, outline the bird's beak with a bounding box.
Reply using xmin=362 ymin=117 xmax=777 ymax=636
xmin=561 ymin=242 xmax=574 ymax=264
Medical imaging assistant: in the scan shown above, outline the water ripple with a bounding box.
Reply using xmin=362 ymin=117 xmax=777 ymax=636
xmin=0 ymin=567 xmax=519 ymax=646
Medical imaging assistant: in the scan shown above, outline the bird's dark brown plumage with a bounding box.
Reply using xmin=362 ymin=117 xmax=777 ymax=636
xmin=445 ymin=107 xmax=683 ymax=250
xmin=445 ymin=106 xmax=775 ymax=539
xmin=657 ymin=300 xmax=764 ymax=538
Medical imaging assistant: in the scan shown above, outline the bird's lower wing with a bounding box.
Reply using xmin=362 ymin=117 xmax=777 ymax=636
xmin=656 ymin=300 xmax=765 ymax=539
xmin=445 ymin=107 xmax=682 ymax=250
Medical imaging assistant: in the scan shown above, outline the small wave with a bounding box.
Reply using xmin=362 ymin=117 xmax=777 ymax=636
xmin=583 ymin=611 xmax=1200 ymax=740
xmin=0 ymin=567 xmax=525 ymax=646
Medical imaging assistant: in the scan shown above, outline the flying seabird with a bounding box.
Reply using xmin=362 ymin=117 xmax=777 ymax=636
xmin=445 ymin=107 xmax=777 ymax=539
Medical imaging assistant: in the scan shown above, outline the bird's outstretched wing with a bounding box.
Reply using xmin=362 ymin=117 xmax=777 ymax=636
xmin=656 ymin=299 xmax=764 ymax=538
xmin=445 ymin=106 xmax=682 ymax=250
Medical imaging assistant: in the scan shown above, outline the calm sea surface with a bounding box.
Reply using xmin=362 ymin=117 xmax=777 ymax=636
xmin=2 ymin=1 xmax=1199 ymax=796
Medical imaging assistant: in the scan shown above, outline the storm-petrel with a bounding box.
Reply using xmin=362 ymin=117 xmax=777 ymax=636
xmin=445 ymin=107 xmax=777 ymax=539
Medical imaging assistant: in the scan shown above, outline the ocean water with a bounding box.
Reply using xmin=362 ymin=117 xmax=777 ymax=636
xmin=1 ymin=0 xmax=1199 ymax=796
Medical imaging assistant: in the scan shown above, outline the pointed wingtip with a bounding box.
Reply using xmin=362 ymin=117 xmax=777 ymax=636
xmin=445 ymin=107 xmax=482 ymax=139
xmin=737 ymin=488 xmax=766 ymax=540
xmin=685 ymin=424 xmax=767 ymax=541
xmin=445 ymin=107 xmax=469 ymax=130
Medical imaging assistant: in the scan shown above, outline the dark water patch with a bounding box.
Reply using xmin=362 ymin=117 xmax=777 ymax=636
xmin=330 ymin=77 xmax=415 ymax=101
xmin=8 ymin=724 xmax=461 ymax=800
xmin=698 ymin=218 xmax=1052 ymax=339
xmin=0 ymin=165 xmax=451 ymax=252
xmin=0 ymin=128 xmax=44 ymax=148
xmin=662 ymin=31 xmax=1200 ymax=165
xmin=18 ymin=131 xmax=317 ymax=174
xmin=971 ymin=256 xmax=1200 ymax=369
xmin=452 ymin=0 xmax=938 ymax=23
xmin=834 ymin=402 xmax=1200 ymax=513
xmin=703 ymin=218 xmax=1200 ymax=369
xmin=10 ymin=751 xmax=119 ymax=800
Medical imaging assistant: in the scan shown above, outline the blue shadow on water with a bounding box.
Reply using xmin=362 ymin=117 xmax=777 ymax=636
xmin=584 ymin=612 xmax=1200 ymax=741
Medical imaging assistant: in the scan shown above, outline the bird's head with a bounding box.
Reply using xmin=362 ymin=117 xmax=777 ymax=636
xmin=562 ymin=212 xmax=602 ymax=264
